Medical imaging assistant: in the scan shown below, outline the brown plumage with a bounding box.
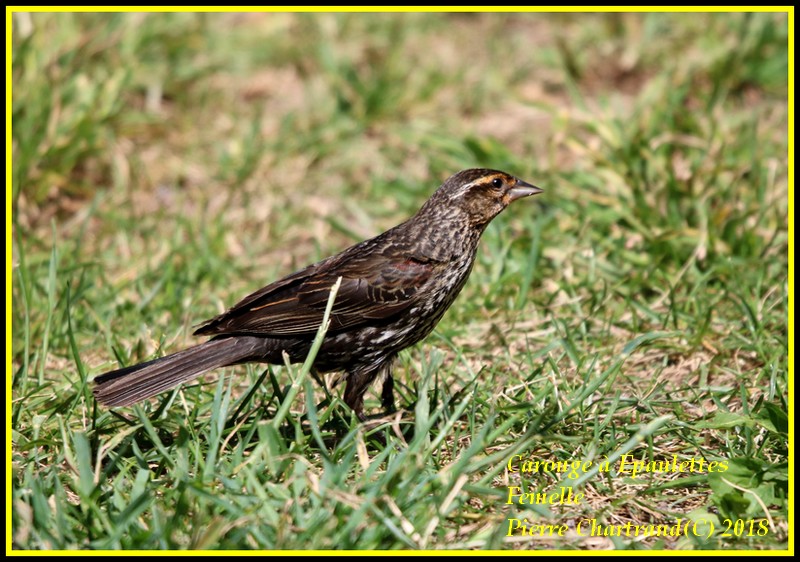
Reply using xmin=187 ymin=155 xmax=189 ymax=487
xmin=93 ymin=169 xmax=543 ymax=420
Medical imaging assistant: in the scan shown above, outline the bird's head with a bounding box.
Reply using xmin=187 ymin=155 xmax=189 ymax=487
xmin=423 ymin=168 xmax=543 ymax=228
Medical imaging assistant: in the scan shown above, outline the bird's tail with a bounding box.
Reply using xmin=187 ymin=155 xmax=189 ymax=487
xmin=92 ymin=336 xmax=263 ymax=407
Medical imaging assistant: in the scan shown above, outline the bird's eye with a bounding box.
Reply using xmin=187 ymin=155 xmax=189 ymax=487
xmin=491 ymin=178 xmax=503 ymax=189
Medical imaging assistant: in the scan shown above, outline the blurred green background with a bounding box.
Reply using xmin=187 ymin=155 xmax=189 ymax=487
xmin=11 ymin=11 xmax=789 ymax=551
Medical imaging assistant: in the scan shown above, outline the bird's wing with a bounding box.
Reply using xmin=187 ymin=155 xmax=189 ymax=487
xmin=193 ymin=251 xmax=443 ymax=337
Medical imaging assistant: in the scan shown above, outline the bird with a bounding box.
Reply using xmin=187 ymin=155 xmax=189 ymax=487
xmin=93 ymin=168 xmax=543 ymax=421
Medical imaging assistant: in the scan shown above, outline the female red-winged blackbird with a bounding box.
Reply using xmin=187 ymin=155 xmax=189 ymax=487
xmin=93 ymin=169 xmax=542 ymax=420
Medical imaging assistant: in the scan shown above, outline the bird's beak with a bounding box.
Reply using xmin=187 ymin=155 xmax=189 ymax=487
xmin=507 ymin=178 xmax=543 ymax=202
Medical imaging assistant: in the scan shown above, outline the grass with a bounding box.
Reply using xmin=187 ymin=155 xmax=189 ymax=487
xmin=10 ymin=11 xmax=790 ymax=551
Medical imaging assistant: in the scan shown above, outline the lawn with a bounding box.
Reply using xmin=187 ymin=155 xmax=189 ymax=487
xmin=9 ymin=10 xmax=790 ymax=551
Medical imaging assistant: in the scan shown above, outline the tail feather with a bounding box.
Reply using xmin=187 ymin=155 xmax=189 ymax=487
xmin=92 ymin=337 xmax=262 ymax=407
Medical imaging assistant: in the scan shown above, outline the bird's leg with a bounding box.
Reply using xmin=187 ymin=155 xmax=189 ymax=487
xmin=308 ymin=367 xmax=336 ymax=414
xmin=344 ymin=357 xmax=397 ymax=422
xmin=343 ymin=369 xmax=374 ymax=422
xmin=378 ymin=355 xmax=397 ymax=414
xmin=309 ymin=367 xmax=327 ymax=391
xmin=381 ymin=374 xmax=395 ymax=414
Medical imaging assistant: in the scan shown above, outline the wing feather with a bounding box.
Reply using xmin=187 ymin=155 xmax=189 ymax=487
xmin=194 ymin=249 xmax=442 ymax=337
